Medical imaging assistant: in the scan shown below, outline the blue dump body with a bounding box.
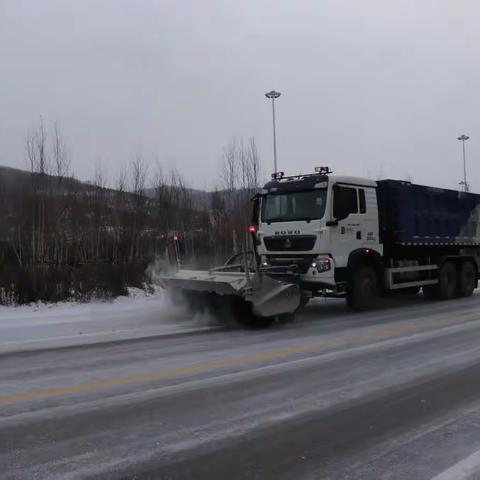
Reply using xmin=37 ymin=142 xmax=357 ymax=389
xmin=377 ymin=180 xmax=480 ymax=246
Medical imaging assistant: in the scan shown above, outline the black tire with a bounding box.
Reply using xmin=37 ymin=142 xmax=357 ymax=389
xmin=458 ymin=261 xmax=477 ymax=297
xmin=438 ymin=261 xmax=458 ymax=300
xmin=346 ymin=265 xmax=378 ymax=311
xmin=424 ymin=261 xmax=457 ymax=301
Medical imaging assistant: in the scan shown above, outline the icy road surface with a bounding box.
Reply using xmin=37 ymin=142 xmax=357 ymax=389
xmin=3 ymin=292 xmax=480 ymax=479
xmin=0 ymin=288 xmax=217 ymax=354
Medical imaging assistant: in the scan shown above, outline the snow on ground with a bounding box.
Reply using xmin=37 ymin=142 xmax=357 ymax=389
xmin=0 ymin=287 xmax=218 ymax=354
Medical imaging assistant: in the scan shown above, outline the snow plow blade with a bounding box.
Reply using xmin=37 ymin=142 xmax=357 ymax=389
xmin=159 ymin=269 xmax=301 ymax=320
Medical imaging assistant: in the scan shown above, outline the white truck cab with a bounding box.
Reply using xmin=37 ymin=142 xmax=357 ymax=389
xmin=255 ymin=170 xmax=383 ymax=293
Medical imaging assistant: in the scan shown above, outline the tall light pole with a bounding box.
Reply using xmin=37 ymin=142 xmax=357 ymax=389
xmin=265 ymin=90 xmax=281 ymax=173
xmin=457 ymin=134 xmax=470 ymax=192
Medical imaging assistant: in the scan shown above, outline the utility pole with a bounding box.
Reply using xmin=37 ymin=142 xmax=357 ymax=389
xmin=457 ymin=134 xmax=470 ymax=192
xmin=265 ymin=90 xmax=281 ymax=173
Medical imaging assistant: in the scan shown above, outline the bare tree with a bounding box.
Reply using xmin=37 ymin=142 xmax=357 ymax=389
xmin=222 ymin=138 xmax=238 ymax=193
xmin=52 ymin=121 xmax=70 ymax=181
xmin=25 ymin=117 xmax=49 ymax=174
xmin=128 ymin=154 xmax=149 ymax=262
xmin=23 ymin=117 xmax=52 ymax=266
xmin=92 ymin=159 xmax=107 ymax=189
xmin=152 ymin=162 xmax=166 ymax=201
xmin=221 ymin=138 xmax=239 ymax=252
xmin=37 ymin=117 xmax=48 ymax=174
xmin=151 ymin=161 xmax=170 ymax=230
xmin=116 ymin=164 xmax=128 ymax=193
xmin=130 ymin=154 xmax=148 ymax=196
xmin=25 ymin=128 xmax=38 ymax=174
xmin=219 ymin=136 xmax=262 ymax=253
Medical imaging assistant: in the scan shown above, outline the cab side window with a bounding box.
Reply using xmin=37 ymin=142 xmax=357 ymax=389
xmin=359 ymin=189 xmax=366 ymax=214
xmin=333 ymin=186 xmax=358 ymax=219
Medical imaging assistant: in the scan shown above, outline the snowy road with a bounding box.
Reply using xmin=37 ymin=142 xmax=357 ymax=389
xmin=3 ymin=293 xmax=480 ymax=479
xmin=0 ymin=290 xmax=218 ymax=354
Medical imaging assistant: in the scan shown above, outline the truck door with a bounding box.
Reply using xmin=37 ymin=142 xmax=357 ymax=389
xmin=331 ymin=184 xmax=363 ymax=268
xmin=358 ymin=187 xmax=381 ymax=250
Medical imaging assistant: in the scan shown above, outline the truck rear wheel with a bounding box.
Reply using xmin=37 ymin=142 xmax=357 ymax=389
xmin=458 ymin=261 xmax=477 ymax=297
xmin=438 ymin=261 xmax=458 ymax=300
xmin=346 ymin=265 xmax=378 ymax=311
xmin=424 ymin=261 xmax=457 ymax=301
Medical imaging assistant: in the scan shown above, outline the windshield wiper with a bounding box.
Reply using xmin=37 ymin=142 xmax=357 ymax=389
xmin=265 ymin=216 xmax=315 ymax=224
xmin=265 ymin=217 xmax=284 ymax=224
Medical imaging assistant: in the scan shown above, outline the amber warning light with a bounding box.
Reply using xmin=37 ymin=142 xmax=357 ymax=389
xmin=315 ymin=166 xmax=333 ymax=175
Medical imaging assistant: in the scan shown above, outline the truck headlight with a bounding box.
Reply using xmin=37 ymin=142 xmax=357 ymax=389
xmin=312 ymin=257 xmax=331 ymax=273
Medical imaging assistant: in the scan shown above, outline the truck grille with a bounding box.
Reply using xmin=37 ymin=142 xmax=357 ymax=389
xmin=266 ymin=254 xmax=317 ymax=274
xmin=263 ymin=235 xmax=316 ymax=252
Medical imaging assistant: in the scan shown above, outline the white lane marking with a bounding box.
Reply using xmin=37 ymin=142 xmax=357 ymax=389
xmin=431 ymin=448 xmax=480 ymax=480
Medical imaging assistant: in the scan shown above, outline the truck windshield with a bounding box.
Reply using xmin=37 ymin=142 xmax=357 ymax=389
xmin=261 ymin=189 xmax=327 ymax=223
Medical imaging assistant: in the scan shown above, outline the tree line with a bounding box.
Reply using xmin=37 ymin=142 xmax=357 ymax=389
xmin=0 ymin=120 xmax=264 ymax=304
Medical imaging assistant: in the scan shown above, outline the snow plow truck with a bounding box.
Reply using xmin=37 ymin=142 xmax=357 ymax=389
xmin=160 ymin=167 xmax=480 ymax=327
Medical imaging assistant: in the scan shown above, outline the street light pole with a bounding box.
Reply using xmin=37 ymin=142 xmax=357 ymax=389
xmin=265 ymin=90 xmax=281 ymax=173
xmin=457 ymin=134 xmax=470 ymax=192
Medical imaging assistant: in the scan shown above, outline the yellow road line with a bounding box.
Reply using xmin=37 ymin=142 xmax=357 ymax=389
xmin=0 ymin=312 xmax=476 ymax=406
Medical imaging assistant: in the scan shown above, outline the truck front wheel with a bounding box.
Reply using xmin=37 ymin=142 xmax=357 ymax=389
xmin=458 ymin=261 xmax=477 ymax=297
xmin=346 ymin=265 xmax=378 ymax=311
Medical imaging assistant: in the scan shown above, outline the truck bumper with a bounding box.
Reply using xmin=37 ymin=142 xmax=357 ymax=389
xmin=298 ymin=260 xmax=337 ymax=289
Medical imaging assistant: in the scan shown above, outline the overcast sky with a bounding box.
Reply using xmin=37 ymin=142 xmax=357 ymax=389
xmin=0 ymin=0 xmax=479 ymax=190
